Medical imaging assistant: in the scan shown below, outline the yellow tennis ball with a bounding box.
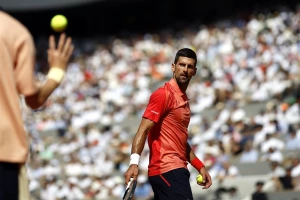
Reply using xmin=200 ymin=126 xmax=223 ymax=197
xmin=196 ymin=174 xmax=203 ymax=183
xmin=51 ymin=15 xmax=68 ymax=32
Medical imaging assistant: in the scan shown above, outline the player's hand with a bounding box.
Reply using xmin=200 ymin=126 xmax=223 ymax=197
xmin=124 ymin=164 xmax=139 ymax=185
xmin=48 ymin=33 xmax=74 ymax=70
xmin=199 ymin=167 xmax=212 ymax=189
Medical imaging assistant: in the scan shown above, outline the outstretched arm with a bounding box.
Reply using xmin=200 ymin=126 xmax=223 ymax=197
xmin=25 ymin=34 xmax=74 ymax=109
xmin=186 ymin=143 xmax=212 ymax=189
xmin=124 ymin=118 xmax=155 ymax=184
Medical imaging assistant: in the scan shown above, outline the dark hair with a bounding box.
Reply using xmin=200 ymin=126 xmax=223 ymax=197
xmin=228 ymin=187 xmax=237 ymax=192
xmin=174 ymin=48 xmax=197 ymax=66
xmin=256 ymin=181 xmax=264 ymax=186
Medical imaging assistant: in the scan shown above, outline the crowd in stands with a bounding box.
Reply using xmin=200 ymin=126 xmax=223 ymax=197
xmin=22 ymin=5 xmax=300 ymax=200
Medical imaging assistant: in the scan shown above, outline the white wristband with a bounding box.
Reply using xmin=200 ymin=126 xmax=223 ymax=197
xmin=47 ymin=67 xmax=65 ymax=83
xmin=129 ymin=153 xmax=140 ymax=165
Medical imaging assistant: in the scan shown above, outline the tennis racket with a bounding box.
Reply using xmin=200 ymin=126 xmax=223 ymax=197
xmin=122 ymin=178 xmax=137 ymax=200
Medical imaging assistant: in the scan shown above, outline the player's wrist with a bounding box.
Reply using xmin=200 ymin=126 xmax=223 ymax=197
xmin=129 ymin=153 xmax=140 ymax=166
xmin=47 ymin=67 xmax=65 ymax=84
xmin=191 ymin=157 xmax=205 ymax=172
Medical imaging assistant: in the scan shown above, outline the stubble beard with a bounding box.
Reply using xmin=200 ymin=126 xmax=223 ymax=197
xmin=175 ymin=75 xmax=190 ymax=88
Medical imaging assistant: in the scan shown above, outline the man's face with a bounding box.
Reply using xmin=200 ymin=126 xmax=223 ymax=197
xmin=172 ymin=56 xmax=197 ymax=85
xmin=256 ymin=184 xmax=263 ymax=191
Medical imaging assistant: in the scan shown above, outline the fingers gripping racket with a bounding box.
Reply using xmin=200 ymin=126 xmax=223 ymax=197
xmin=123 ymin=178 xmax=137 ymax=200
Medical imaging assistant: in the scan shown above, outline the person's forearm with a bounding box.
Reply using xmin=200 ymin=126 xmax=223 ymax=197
xmin=131 ymin=130 xmax=148 ymax=155
xmin=25 ymin=79 xmax=60 ymax=109
xmin=25 ymin=33 xmax=73 ymax=110
xmin=186 ymin=143 xmax=197 ymax=163
xmin=186 ymin=143 xmax=205 ymax=171
xmin=131 ymin=118 xmax=155 ymax=155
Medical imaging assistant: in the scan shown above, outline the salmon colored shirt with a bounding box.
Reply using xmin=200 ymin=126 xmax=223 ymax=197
xmin=143 ymin=78 xmax=191 ymax=176
xmin=0 ymin=11 xmax=39 ymax=163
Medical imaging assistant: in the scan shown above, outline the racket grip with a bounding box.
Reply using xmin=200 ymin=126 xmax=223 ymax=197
xmin=126 ymin=178 xmax=134 ymax=189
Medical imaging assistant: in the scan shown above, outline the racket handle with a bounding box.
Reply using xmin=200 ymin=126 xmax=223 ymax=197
xmin=126 ymin=178 xmax=134 ymax=189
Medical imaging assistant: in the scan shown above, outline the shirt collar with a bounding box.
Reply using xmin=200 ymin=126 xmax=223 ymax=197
xmin=168 ymin=78 xmax=189 ymax=100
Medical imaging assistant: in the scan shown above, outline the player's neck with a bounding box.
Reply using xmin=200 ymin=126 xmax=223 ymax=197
xmin=172 ymin=77 xmax=189 ymax=92
xmin=179 ymin=84 xmax=188 ymax=92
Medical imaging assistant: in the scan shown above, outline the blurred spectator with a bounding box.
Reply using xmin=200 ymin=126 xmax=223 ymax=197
xmin=65 ymin=177 xmax=85 ymax=200
xmin=268 ymin=161 xmax=286 ymax=179
xmin=277 ymin=167 xmax=296 ymax=190
xmin=260 ymin=133 xmax=285 ymax=153
xmin=227 ymin=187 xmax=240 ymax=200
xmin=214 ymin=186 xmax=240 ymax=200
xmin=214 ymin=187 xmax=228 ymax=200
xmin=251 ymin=181 xmax=268 ymax=200
xmin=239 ymin=141 xmax=259 ymax=163
xmin=219 ymin=125 xmax=232 ymax=154
xmin=291 ymin=157 xmax=300 ymax=178
xmin=217 ymin=161 xmax=240 ymax=183
xmin=261 ymin=147 xmax=284 ymax=163
xmin=285 ymin=129 xmax=300 ymax=150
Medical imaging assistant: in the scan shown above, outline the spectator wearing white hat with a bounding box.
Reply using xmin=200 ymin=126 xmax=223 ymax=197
xmin=65 ymin=177 xmax=85 ymax=200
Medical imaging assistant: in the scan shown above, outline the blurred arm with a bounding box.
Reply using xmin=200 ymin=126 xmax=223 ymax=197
xmin=25 ymin=34 xmax=74 ymax=109
xmin=25 ymin=80 xmax=60 ymax=109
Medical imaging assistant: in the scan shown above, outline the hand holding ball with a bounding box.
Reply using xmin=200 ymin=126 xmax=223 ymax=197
xmin=196 ymin=174 xmax=204 ymax=184
xmin=51 ymin=15 xmax=68 ymax=32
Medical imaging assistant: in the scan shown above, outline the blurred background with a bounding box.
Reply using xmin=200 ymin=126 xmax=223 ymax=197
xmin=2 ymin=0 xmax=300 ymax=199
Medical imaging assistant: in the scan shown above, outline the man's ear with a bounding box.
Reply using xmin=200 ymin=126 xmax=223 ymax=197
xmin=172 ymin=63 xmax=175 ymax=73
xmin=193 ymin=68 xmax=197 ymax=76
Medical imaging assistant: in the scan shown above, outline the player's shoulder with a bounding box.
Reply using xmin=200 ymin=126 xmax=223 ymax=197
xmin=148 ymin=85 xmax=167 ymax=101
xmin=152 ymin=82 xmax=173 ymax=97
xmin=0 ymin=11 xmax=32 ymax=40
xmin=0 ymin=11 xmax=22 ymax=28
xmin=153 ymin=86 xmax=166 ymax=95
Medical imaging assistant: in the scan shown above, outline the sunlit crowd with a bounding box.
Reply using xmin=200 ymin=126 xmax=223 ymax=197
xmin=23 ymin=7 xmax=300 ymax=200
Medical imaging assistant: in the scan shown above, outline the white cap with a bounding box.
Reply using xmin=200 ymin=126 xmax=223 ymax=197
xmin=57 ymin=180 xmax=64 ymax=187
xmin=231 ymin=109 xmax=246 ymax=122
xmin=68 ymin=177 xmax=78 ymax=185
xmin=91 ymin=182 xmax=101 ymax=192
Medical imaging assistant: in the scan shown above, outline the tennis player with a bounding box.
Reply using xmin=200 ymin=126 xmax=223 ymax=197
xmin=124 ymin=48 xmax=212 ymax=199
xmin=0 ymin=10 xmax=73 ymax=200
